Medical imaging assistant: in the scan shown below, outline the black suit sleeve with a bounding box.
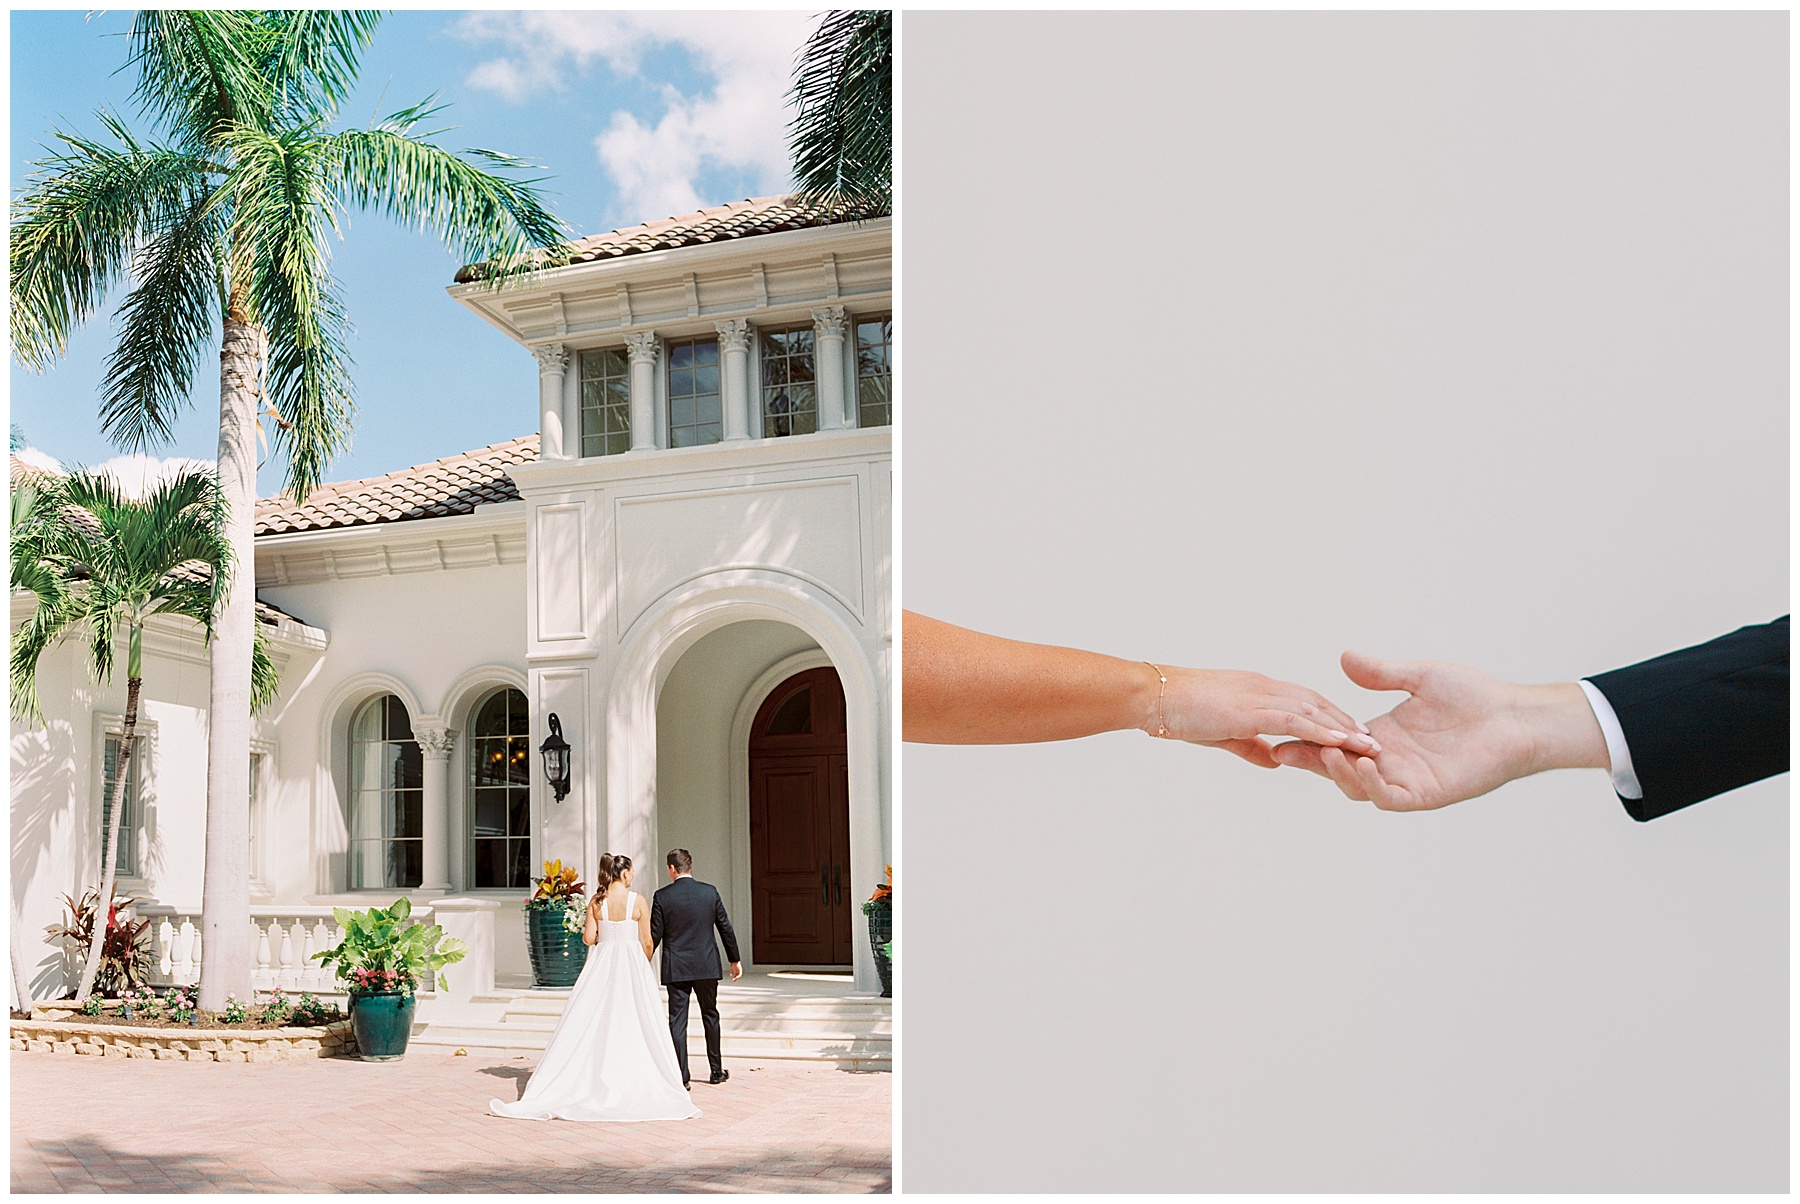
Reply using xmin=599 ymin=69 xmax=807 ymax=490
xmin=713 ymin=889 xmax=741 ymax=964
xmin=1586 ymin=616 xmax=1789 ymax=822
xmin=650 ymin=891 xmax=665 ymax=948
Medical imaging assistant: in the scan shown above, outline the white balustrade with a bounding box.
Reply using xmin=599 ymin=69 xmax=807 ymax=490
xmin=131 ymin=905 xmax=433 ymax=995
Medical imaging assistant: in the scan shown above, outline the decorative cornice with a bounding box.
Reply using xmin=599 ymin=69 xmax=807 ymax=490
xmin=715 ymin=319 xmax=751 ymax=353
xmin=416 ymin=727 xmax=458 ymax=759
xmin=533 ymin=343 xmax=570 ymax=375
xmin=624 ymin=331 xmax=660 ymax=365
xmin=811 ymin=306 xmax=848 ymax=339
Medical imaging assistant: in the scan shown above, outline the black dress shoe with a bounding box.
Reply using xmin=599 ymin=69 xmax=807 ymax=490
xmin=708 ymin=1069 xmax=729 ymax=1085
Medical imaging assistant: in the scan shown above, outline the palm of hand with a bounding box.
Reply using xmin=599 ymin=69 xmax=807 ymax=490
xmin=1353 ymin=665 xmax=1526 ymax=806
xmin=1345 ymin=665 xmax=1532 ymax=810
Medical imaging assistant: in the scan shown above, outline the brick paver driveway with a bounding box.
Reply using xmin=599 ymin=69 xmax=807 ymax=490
xmin=12 ymin=1050 xmax=890 ymax=1193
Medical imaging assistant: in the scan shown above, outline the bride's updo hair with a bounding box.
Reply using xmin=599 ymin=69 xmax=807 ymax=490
xmin=592 ymin=853 xmax=619 ymax=899
xmin=592 ymin=853 xmax=634 ymax=903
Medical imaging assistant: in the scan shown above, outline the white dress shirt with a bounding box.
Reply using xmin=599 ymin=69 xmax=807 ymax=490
xmin=1577 ymin=679 xmax=1644 ymax=801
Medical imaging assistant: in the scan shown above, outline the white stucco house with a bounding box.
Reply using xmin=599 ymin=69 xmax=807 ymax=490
xmin=11 ymin=196 xmax=894 ymax=1029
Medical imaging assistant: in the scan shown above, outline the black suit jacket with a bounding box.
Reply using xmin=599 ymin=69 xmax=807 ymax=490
xmin=650 ymin=876 xmax=741 ymax=985
xmin=1586 ymin=616 xmax=1788 ymax=822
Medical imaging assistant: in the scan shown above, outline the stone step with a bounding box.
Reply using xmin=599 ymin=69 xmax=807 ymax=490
xmin=496 ymin=1012 xmax=891 ymax=1036
xmin=408 ymin=1022 xmax=890 ymax=1068
xmin=499 ymin=997 xmax=888 ymax=1021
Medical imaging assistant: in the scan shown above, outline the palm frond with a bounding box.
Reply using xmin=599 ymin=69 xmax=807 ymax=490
xmin=788 ymin=10 xmax=892 ymax=212
xmin=9 ymin=466 xmax=251 ymax=723
xmin=262 ymin=11 xmax=383 ymax=128
xmin=250 ymin=622 xmax=281 ymax=715
xmin=99 ymin=186 xmax=229 ymax=451
xmin=128 ymin=10 xmax=273 ymax=147
xmin=227 ymin=123 xmax=356 ymax=502
xmin=10 ymin=118 xmax=213 ymax=371
xmin=328 ymin=116 xmax=570 ymax=287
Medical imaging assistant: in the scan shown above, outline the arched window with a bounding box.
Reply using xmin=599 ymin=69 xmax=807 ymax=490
xmin=469 ymin=687 xmax=531 ymax=888
xmin=349 ymin=695 xmax=422 ymax=889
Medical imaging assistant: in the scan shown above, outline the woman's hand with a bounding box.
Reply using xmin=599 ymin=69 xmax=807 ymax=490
xmin=1154 ymin=666 xmax=1379 ymax=767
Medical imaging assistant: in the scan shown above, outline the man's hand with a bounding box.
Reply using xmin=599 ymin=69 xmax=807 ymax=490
xmin=1271 ymin=651 xmax=1609 ymax=810
xmin=728 ymin=961 xmax=742 ymax=982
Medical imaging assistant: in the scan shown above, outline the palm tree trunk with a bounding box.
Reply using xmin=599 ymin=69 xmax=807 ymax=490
xmin=75 ymin=672 xmax=139 ymax=1003
xmin=197 ymin=308 xmax=260 ymax=1011
xmin=12 ymin=893 xmax=36 ymax=1016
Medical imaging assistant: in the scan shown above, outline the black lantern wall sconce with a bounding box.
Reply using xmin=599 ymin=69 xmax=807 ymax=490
xmin=539 ymin=712 xmax=572 ymax=802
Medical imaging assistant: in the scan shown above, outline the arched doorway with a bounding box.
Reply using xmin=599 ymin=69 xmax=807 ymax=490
xmin=748 ymin=666 xmax=852 ymax=965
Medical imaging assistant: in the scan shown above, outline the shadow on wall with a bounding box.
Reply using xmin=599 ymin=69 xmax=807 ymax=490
xmin=11 ymin=715 xmax=80 ymax=1001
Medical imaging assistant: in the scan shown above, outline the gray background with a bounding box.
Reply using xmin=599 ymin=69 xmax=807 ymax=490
xmin=900 ymin=12 xmax=1787 ymax=1193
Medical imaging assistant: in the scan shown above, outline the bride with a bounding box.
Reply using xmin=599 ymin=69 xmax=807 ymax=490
xmin=490 ymin=854 xmax=700 ymax=1122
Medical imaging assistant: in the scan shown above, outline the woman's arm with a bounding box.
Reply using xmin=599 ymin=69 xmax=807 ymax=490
xmin=635 ymin=896 xmax=655 ymax=962
xmin=901 ymin=611 xmax=1377 ymax=765
xmin=582 ymin=898 xmax=599 ymax=947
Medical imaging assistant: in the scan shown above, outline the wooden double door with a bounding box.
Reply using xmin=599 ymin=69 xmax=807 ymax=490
xmin=748 ymin=667 xmax=853 ymax=966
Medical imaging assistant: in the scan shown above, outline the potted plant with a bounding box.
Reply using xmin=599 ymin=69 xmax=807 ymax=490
xmin=862 ymin=865 xmax=893 ymax=998
xmin=524 ymin=859 xmax=589 ymax=988
xmin=311 ymin=897 xmax=466 ymax=1061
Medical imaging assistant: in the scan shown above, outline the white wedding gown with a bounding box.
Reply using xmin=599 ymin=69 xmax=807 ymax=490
xmin=490 ymin=891 xmax=701 ymax=1122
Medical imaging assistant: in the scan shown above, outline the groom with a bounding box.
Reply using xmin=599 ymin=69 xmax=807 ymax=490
xmin=650 ymin=848 xmax=742 ymax=1088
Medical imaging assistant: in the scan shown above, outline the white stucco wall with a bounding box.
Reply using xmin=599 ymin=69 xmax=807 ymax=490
xmin=9 ymin=610 xmax=302 ymax=1001
xmin=258 ymin=554 xmax=528 ymax=902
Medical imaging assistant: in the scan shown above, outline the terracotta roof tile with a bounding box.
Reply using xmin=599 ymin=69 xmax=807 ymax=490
xmin=253 ymin=434 xmax=537 ymax=535
xmin=454 ymin=194 xmax=889 ymax=283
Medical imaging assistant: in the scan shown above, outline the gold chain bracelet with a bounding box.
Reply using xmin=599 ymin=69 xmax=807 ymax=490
xmin=1143 ymin=662 xmax=1169 ymax=738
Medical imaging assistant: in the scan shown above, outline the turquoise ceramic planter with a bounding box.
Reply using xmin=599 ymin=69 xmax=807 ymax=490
xmin=349 ymin=991 xmax=415 ymax=1060
xmin=526 ymin=907 xmax=588 ymax=988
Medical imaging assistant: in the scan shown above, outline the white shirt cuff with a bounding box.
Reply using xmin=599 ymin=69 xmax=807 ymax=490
xmin=1578 ymin=679 xmax=1644 ymax=801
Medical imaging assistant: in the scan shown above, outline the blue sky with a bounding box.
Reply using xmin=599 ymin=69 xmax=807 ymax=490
xmin=9 ymin=10 xmax=813 ymax=493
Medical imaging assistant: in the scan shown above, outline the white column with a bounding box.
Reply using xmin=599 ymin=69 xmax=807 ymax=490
xmin=624 ymin=331 xmax=659 ymax=452
xmin=812 ymin=306 xmax=850 ymax=431
xmin=417 ymin=727 xmax=456 ymax=892
xmin=533 ymin=344 xmax=570 ymax=460
xmin=716 ymin=319 xmax=752 ymax=441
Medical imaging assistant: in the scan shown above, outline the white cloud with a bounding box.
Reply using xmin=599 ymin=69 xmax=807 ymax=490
xmin=455 ymin=11 xmax=811 ymax=224
xmin=88 ymin=454 xmax=216 ymax=501
xmin=13 ymin=446 xmax=62 ymax=474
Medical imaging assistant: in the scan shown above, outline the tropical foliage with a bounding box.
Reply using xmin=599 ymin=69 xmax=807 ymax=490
xmin=527 ymin=859 xmax=587 ymax=911
xmin=311 ymin=897 xmax=468 ymax=997
xmin=788 ymin=9 xmax=892 ymax=211
xmin=46 ymin=888 xmax=154 ymax=998
xmin=10 ymin=11 xmax=566 ymax=1010
xmin=12 ymin=467 xmax=278 ymax=1004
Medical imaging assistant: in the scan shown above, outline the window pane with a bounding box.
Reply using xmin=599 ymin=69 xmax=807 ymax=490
xmin=468 ymin=689 xmax=530 ymax=886
xmin=855 ymin=314 xmax=893 ymax=427
xmin=474 ymin=795 xmax=506 ymax=838
xmin=101 ymin=736 xmax=138 ymax=877
xmin=666 ymin=337 xmax=723 ymax=448
xmin=761 ymin=325 xmax=822 ymax=437
xmin=578 ymin=347 xmax=631 ymax=457
xmin=384 ymin=695 xmax=414 ymax=741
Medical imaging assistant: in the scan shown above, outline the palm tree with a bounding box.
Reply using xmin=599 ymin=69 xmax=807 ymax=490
xmin=787 ymin=10 xmax=892 ymax=211
xmin=10 ymin=11 xmax=566 ymax=1009
xmin=10 ymin=467 xmax=279 ymax=1004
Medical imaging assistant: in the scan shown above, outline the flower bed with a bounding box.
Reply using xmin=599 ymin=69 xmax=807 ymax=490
xmin=10 ymin=1006 xmax=357 ymax=1062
